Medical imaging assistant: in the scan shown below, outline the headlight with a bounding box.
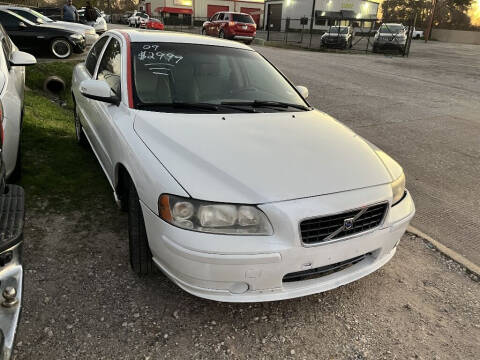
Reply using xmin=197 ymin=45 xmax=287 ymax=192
xmin=70 ymin=33 xmax=83 ymax=40
xmin=159 ymin=194 xmax=273 ymax=235
xmin=85 ymin=29 xmax=96 ymax=35
xmin=391 ymin=173 xmax=406 ymax=205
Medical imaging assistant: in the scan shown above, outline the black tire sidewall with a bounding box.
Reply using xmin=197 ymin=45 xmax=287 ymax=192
xmin=51 ymin=38 xmax=72 ymax=59
xmin=127 ymin=179 xmax=155 ymax=274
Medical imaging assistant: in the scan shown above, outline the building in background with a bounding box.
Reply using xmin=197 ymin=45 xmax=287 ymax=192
xmin=264 ymin=0 xmax=379 ymax=31
xmin=139 ymin=0 xmax=264 ymax=26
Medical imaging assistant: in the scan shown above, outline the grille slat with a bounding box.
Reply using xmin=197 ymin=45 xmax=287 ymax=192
xmin=283 ymin=254 xmax=368 ymax=282
xmin=300 ymin=203 xmax=388 ymax=245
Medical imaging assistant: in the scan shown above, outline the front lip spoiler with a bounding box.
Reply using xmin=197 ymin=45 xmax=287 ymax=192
xmin=0 ymin=185 xmax=25 ymax=360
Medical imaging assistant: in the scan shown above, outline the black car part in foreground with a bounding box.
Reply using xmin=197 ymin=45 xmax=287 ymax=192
xmin=0 ymin=184 xmax=25 ymax=360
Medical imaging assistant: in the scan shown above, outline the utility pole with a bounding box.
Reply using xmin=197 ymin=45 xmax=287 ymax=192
xmin=309 ymin=0 xmax=316 ymax=33
xmin=424 ymin=0 xmax=438 ymax=42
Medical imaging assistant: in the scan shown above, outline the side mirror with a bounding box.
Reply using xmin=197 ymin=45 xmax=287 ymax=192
xmin=36 ymin=17 xmax=45 ymax=24
xmin=18 ymin=22 xmax=27 ymax=29
xmin=80 ymin=79 xmax=120 ymax=105
xmin=296 ymin=85 xmax=309 ymax=99
xmin=10 ymin=51 xmax=36 ymax=66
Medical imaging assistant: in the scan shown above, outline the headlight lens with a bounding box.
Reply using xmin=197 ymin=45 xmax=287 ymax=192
xmin=70 ymin=33 xmax=83 ymax=40
xmin=391 ymin=173 xmax=406 ymax=205
xmin=159 ymin=194 xmax=273 ymax=235
xmin=85 ymin=29 xmax=96 ymax=35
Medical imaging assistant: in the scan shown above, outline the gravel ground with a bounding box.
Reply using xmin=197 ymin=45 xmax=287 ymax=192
xmin=14 ymin=209 xmax=479 ymax=359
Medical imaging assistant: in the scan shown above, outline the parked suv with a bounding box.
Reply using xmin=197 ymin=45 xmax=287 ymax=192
xmin=202 ymin=12 xmax=256 ymax=44
xmin=128 ymin=11 xmax=148 ymax=28
xmin=372 ymin=23 xmax=407 ymax=54
xmin=321 ymin=26 xmax=353 ymax=49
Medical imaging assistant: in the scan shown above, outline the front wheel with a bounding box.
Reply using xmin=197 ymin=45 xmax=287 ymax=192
xmin=202 ymin=28 xmax=206 ymax=36
xmin=219 ymin=30 xmax=225 ymax=39
xmin=127 ymin=179 xmax=155 ymax=274
xmin=51 ymin=38 xmax=72 ymax=59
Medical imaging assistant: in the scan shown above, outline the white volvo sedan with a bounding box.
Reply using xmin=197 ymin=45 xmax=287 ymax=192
xmin=72 ymin=30 xmax=415 ymax=302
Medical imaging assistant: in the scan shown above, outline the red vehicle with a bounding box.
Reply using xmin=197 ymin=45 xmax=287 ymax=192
xmin=202 ymin=12 xmax=256 ymax=44
xmin=146 ymin=18 xmax=165 ymax=30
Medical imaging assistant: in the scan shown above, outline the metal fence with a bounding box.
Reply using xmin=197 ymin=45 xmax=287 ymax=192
xmin=158 ymin=16 xmax=418 ymax=57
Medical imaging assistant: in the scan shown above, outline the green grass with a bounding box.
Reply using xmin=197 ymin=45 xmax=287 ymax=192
xmin=20 ymin=89 xmax=113 ymax=214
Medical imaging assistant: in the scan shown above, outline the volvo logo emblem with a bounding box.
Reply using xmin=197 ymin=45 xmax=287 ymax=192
xmin=344 ymin=217 xmax=355 ymax=230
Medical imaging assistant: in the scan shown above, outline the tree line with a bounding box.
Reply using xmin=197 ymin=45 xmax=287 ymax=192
xmin=382 ymin=0 xmax=476 ymax=30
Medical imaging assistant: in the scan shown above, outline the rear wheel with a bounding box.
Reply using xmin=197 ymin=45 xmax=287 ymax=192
xmin=51 ymin=38 xmax=72 ymax=59
xmin=245 ymin=40 xmax=252 ymax=45
xmin=127 ymin=178 xmax=155 ymax=274
xmin=202 ymin=28 xmax=206 ymax=36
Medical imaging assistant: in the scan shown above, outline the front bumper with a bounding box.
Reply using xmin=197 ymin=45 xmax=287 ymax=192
xmin=71 ymin=38 xmax=86 ymax=53
xmin=143 ymin=185 xmax=415 ymax=302
xmin=0 ymin=185 xmax=25 ymax=359
xmin=374 ymin=40 xmax=405 ymax=51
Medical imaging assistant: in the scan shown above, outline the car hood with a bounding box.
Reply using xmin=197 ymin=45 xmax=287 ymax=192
xmin=47 ymin=21 xmax=93 ymax=31
xmin=133 ymin=109 xmax=393 ymax=204
xmin=37 ymin=23 xmax=76 ymax=34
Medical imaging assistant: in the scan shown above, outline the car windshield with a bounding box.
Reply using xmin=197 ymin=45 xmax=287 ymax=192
xmin=11 ymin=9 xmax=54 ymax=23
xmin=380 ymin=25 xmax=404 ymax=33
xmin=232 ymin=14 xmax=254 ymax=24
xmin=328 ymin=27 xmax=348 ymax=34
xmin=132 ymin=43 xmax=309 ymax=113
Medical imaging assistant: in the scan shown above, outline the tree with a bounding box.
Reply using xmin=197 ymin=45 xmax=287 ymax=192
xmin=381 ymin=0 xmax=474 ymax=29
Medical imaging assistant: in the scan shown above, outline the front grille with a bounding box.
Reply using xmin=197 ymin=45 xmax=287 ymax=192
xmin=300 ymin=202 xmax=388 ymax=245
xmin=283 ymin=254 xmax=368 ymax=282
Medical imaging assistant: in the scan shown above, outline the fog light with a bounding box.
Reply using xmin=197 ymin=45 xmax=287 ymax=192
xmin=229 ymin=282 xmax=249 ymax=294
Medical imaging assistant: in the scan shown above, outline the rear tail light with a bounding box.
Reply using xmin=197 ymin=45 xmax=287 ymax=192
xmin=0 ymin=100 xmax=3 ymax=148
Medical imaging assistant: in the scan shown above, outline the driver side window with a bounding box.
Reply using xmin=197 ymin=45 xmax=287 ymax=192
xmin=97 ymin=37 xmax=122 ymax=96
xmin=85 ymin=36 xmax=108 ymax=76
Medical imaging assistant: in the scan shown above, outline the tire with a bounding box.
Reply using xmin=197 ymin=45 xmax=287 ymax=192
xmin=74 ymin=102 xmax=88 ymax=147
xmin=415 ymin=35 xmax=420 ymax=40
xmin=127 ymin=178 xmax=155 ymax=274
xmin=202 ymin=28 xmax=206 ymax=36
xmin=51 ymin=38 xmax=72 ymax=59
xmin=244 ymin=40 xmax=252 ymax=45
xmin=219 ymin=30 xmax=225 ymax=39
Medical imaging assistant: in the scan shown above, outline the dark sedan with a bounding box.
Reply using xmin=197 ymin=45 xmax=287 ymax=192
xmin=0 ymin=9 xmax=85 ymax=58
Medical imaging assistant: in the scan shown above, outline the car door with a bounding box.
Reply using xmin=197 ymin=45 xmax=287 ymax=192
xmin=76 ymin=35 xmax=109 ymax=148
xmin=0 ymin=34 xmax=23 ymax=176
xmin=214 ymin=13 xmax=225 ymax=36
xmin=88 ymin=35 xmax=123 ymax=180
xmin=206 ymin=13 xmax=217 ymax=35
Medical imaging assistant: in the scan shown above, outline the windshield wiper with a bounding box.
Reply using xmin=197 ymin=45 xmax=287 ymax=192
xmin=221 ymin=100 xmax=311 ymax=111
xmin=136 ymin=102 xmax=219 ymax=111
xmin=136 ymin=102 xmax=257 ymax=113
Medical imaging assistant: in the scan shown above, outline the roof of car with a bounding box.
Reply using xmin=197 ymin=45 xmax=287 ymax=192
xmin=110 ymin=29 xmax=252 ymax=50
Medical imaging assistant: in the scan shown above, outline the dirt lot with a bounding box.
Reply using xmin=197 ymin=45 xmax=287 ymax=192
xmin=15 ymin=210 xmax=479 ymax=359
xmin=13 ymin=42 xmax=480 ymax=359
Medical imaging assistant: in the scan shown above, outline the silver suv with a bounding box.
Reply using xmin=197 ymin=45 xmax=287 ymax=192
xmin=372 ymin=23 xmax=406 ymax=53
